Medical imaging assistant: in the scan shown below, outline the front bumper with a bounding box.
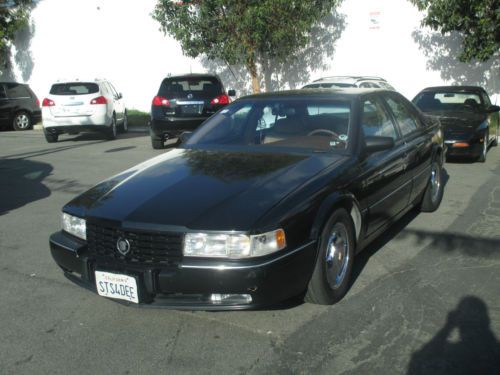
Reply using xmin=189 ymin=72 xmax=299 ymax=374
xmin=50 ymin=231 xmax=316 ymax=310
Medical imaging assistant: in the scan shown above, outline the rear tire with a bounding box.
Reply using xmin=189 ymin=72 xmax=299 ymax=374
xmin=420 ymin=158 xmax=444 ymax=212
xmin=151 ymin=131 xmax=164 ymax=149
xmin=44 ymin=132 xmax=58 ymax=143
xmin=13 ymin=111 xmax=31 ymax=131
xmin=106 ymin=116 xmax=117 ymax=140
xmin=305 ymin=208 xmax=355 ymax=305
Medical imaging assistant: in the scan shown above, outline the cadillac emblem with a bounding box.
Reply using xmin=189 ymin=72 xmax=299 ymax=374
xmin=116 ymin=237 xmax=131 ymax=255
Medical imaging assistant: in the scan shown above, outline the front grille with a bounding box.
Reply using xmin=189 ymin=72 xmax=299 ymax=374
xmin=86 ymin=223 xmax=183 ymax=265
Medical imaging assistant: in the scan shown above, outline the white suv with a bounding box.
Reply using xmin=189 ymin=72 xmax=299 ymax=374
xmin=303 ymin=76 xmax=395 ymax=90
xmin=42 ymin=79 xmax=127 ymax=143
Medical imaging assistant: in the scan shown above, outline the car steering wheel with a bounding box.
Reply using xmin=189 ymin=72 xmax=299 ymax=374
xmin=307 ymin=129 xmax=339 ymax=138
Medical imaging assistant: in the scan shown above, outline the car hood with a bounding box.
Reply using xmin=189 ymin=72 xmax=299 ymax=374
xmin=426 ymin=111 xmax=487 ymax=131
xmin=66 ymin=148 xmax=346 ymax=231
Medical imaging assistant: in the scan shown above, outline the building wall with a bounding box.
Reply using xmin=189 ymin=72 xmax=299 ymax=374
xmin=4 ymin=0 xmax=499 ymax=110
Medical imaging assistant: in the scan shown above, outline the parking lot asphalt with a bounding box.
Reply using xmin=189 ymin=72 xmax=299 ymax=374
xmin=0 ymin=129 xmax=499 ymax=375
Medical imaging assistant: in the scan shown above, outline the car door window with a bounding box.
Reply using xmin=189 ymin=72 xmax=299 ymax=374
xmin=385 ymin=96 xmax=419 ymax=136
xmin=0 ymin=85 xmax=6 ymax=99
xmin=108 ymin=82 xmax=119 ymax=98
xmin=361 ymin=98 xmax=398 ymax=139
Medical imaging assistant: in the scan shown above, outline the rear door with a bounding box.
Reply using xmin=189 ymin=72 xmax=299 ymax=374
xmin=0 ymin=84 xmax=10 ymax=123
xmin=108 ymin=82 xmax=125 ymax=123
xmin=48 ymin=82 xmax=100 ymax=118
xmin=383 ymin=92 xmax=433 ymax=203
xmin=357 ymin=95 xmax=412 ymax=236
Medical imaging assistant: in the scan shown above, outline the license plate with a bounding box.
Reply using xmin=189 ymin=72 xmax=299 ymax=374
xmin=95 ymin=271 xmax=139 ymax=303
xmin=181 ymin=104 xmax=202 ymax=114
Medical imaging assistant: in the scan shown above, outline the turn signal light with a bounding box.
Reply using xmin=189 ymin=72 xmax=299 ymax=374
xmin=210 ymin=94 xmax=230 ymax=105
xmin=90 ymin=96 xmax=107 ymax=105
xmin=152 ymin=96 xmax=170 ymax=107
xmin=42 ymin=98 xmax=55 ymax=107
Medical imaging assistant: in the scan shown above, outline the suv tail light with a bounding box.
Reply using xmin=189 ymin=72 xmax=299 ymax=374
xmin=42 ymin=98 xmax=55 ymax=107
xmin=210 ymin=94 xmax=230 ymax=105
xmin=152 ymin=96 xmax=170 ymax=107
xmin=90 ymin=96 xmax=107 ymax=105
xmin=36 ymin=98 xmax=40 ymax=107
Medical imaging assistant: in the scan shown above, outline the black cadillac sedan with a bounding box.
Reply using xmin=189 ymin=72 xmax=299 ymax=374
xmin=50 ymin=89 xmax=445 ymax=309
xmin=413 ymin=86 xmax=500 ymax=162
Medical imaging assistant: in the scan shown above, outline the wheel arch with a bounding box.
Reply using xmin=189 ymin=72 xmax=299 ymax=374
xmin=310 ymin=192 xmax=362 ymax=246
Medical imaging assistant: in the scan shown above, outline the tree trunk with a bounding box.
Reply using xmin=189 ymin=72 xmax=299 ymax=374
xmin=247 ymin=59 xmax=261 ymax=94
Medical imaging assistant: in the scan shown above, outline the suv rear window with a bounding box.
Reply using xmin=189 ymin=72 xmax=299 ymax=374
xmin=159 ymin=77 xmax=222 ymax=97
xmin=50 ymin=83 xmax=99 ymax=96
xmin=5 ymin=83 xmax=31 ymax=98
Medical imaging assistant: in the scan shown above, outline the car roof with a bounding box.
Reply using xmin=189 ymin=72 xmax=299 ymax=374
xmin=419 ymin=85 xmax=486 ymax=94
xmin=240 ymin=88 xmax=390 ymax=100
xmin=311 ymin=76 xmax=388 ymax=84
xmin=163 ymin=73 xmax=221 ymax=80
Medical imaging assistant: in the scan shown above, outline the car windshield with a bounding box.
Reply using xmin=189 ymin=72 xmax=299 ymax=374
xmin=414 ymin=91 xmax=483 ymax=113
xmin=185 ymin=98 xmax=351 ymax=152
xmin=50 ymin=83 xmax=99 ymax=95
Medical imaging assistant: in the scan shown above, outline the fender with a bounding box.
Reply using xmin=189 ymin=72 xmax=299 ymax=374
xmin=310 ymin=191 xmax=363 ymax=246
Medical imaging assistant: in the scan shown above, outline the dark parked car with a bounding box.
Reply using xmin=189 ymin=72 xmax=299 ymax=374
xmin=50 ymin=88 xmax=445 ymax=309
xmin=150 ymin=73 xmax=235 ymax=149
xmin=413 ymin=86 xmax=500 ymax=162
xmin=0 ymin=82 xmax=41 ymax=130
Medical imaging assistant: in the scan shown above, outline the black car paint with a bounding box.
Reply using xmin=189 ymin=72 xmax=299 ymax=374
xmin=413 ymin=86 xmax=499 ymax=159
xmin=50 ymin=89 xmax=444 ymax=309
xmin=0 ymin=82 xmax=41 ymax=130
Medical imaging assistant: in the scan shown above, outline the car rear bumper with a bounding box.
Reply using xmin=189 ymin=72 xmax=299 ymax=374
xmin=150 ymin=117 xmax=208 ymax=138
xmin=42 ymin=111 xmax=108 ymax=129
xmin=445 ymin=140 xmax=483 ymax=158
xmin=49 ymin=231 xmax=317 ymax=310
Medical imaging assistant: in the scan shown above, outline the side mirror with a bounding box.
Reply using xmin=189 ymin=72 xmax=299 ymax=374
xmin=486 ymin=105 xmax=500 ymax=113
xmin=228 ymin=89 xmax=236 ymax=97
xmin=179 ymin=131 xmax=193 ymax=144
xmin=365 ymin=136 xmax=395 ymax=153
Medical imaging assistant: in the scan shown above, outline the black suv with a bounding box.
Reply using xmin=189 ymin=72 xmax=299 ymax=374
xmin=0 ymin=82 xmax=41 ymax=131
xmin=150 ymin=74 xmax=235 ymax=149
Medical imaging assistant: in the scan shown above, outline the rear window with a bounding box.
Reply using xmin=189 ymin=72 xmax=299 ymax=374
xmin=50 ymin=83 xmax=99 ymax=96
xmin=5 ymin=83 xmax=31 ymax=98
xmin=159 ymin=77 xmax=222 ymax=96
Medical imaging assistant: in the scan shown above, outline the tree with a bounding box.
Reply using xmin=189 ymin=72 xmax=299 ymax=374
xmin=0 ymin=0 xmax=35 ymax=75
xmin=152 ymin=0 xmax=341 ymax=93
xmin=410 ymin=0 xmax=499 ymax=62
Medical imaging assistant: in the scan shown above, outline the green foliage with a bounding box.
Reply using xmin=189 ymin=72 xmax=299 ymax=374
xmin=0 ymin=0 xmax=35 ymax=69
xmin=127 ymin=109 xmax=149 ymax=127
xmin=152 ymin=0 xmax=341 ymax=92
xmin=410 ymin=0 xmax=499 ymax=62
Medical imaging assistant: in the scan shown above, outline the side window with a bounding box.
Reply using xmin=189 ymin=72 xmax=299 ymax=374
xmin=385 ymin=96 xmax=419 ymax=136
xmin=5 ymin=83 xmax=30 ymax=98
xmin=361 ymin=98 xmax=398 ymax=140
xmin=108 ymin=82 xmax=119 ymax=97
xmin=0 ymin=85 xmax=6 ymax=99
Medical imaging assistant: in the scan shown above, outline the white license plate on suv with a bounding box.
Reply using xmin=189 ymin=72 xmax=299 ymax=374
xmin=95 ymin=271 xmax=139 ymax=303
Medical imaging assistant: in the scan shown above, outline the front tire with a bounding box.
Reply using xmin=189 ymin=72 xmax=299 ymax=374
xmin=305 ymin=208 xmax=355 ymax=305
xmin=478 ymin=130 xmax=488 ymax=163
xmin=120 ymin=111 xmax=128 ymax=133
xmin=13 ymin=111 xmax=31 ymax=131
xmin=420 ymin=158 xmax=444 ymax=212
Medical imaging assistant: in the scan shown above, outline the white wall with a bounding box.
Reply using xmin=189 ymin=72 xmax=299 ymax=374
xmin=6 ymin=0 xmax=500 ymax=110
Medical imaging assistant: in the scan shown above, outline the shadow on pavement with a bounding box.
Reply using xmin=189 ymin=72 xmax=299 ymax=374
xmin=407 ymin=296 xmax=500 ymax=375
xmin=0 ymin=158 xmax=52 ymax=216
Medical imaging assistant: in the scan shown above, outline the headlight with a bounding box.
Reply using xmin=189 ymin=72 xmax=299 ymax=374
xmin=62 ymin=213 xmax=86 ymax=240
xmin=184 ymin=229 xmax=286 ymax=259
